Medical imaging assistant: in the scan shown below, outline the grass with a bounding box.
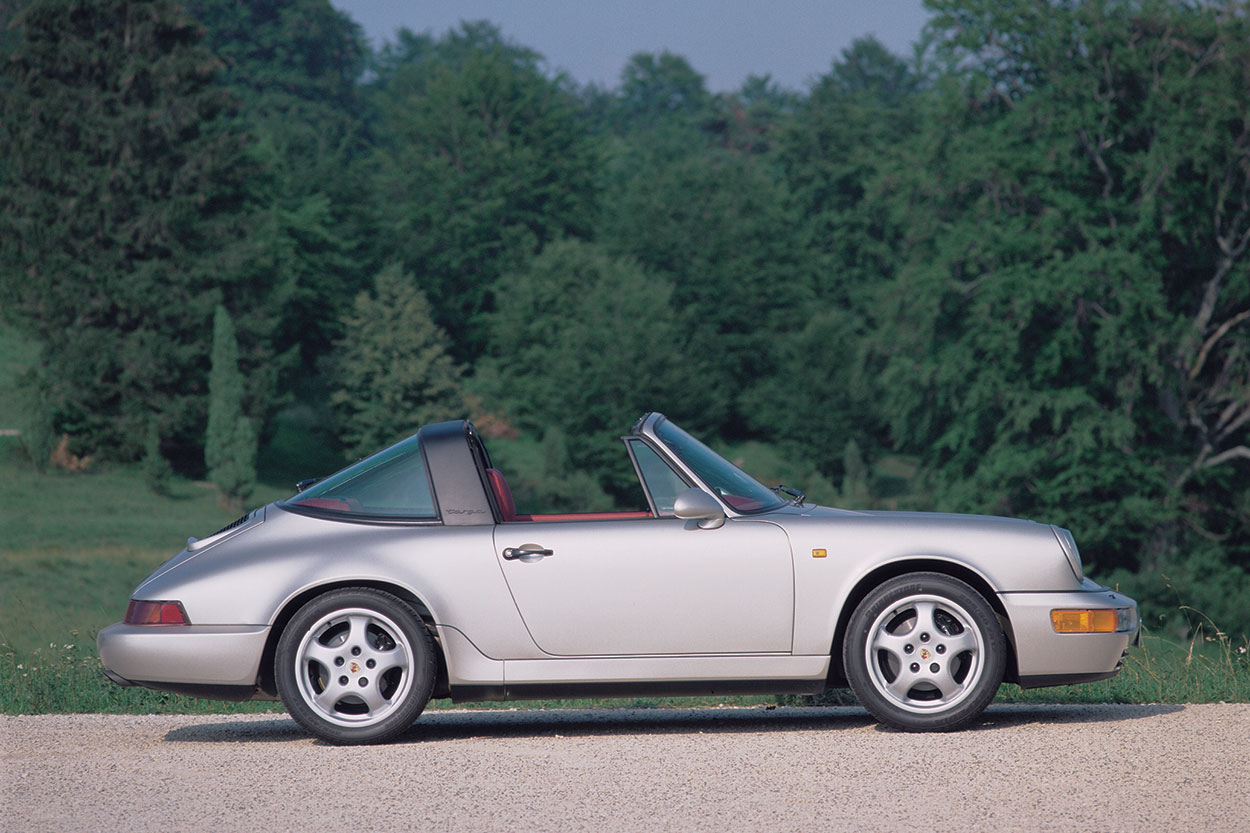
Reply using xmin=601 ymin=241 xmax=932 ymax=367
xmin=0 ymin=455 xmax=289 ymax=714
xmin=998 ymin=621 xmax=1250 ymax=705
xmin=0 ymin=461 xmax=291 ymax=554
xmin=2 ymin=442 xmax=1248 ymax=715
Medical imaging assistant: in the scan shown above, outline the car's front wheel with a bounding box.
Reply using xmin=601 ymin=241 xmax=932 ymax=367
xmin=843 ymin=573 xmax=1005 ymax=731
xmin=276 ymin=587 xmax=436 ymax=744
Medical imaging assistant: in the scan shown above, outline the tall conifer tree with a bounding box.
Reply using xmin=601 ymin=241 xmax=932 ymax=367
xmin=329 ymin=265 xmax=465 ymax=458
xmin=367 ymin=23 xmax=598 ymax=360
xmin=206 ymin=305 xmax=256 ymax=508
xmin=0 ymin=0 xmax=283 ymax=465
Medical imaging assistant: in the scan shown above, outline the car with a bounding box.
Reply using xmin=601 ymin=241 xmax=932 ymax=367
xmin=98 ymin=413 xmax=1139 ymax=743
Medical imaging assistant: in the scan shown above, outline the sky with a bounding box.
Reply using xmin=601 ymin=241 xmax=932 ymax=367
xmin=328 ymin=0 xmax=933 ymax=93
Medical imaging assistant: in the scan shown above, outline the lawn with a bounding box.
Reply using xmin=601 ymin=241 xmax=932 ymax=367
xmin=0 ymin=450 xmax=286 ymax=714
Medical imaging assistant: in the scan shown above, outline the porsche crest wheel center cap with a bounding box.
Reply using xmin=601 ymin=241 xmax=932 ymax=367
xmin=349 ymin=661 xmax=361 ymax=674
xmin=919 ymin=649 xmax=931 ymax=661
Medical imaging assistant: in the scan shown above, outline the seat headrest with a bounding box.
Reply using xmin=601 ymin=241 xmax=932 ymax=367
xmin=486 ymin=468 xmax=516 ymax=522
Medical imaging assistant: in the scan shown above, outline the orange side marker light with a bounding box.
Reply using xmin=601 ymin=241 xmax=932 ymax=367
xmin=1050 ymin=609 xmax=1117 ymax=633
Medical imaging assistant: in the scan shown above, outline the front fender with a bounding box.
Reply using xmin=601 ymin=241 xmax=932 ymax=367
xmin=781 ymin=512 xmax=1080 ymax=655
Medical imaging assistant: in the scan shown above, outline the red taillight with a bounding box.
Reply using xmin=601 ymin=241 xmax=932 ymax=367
xmin=124 ymin=600 xmax=190 ymax=625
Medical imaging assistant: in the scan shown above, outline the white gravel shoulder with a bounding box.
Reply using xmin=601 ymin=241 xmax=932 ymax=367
xmin=3 ymin=703 xmax=1248 ymax=833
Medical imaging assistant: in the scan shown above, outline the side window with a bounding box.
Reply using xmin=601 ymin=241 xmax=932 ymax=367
xmin=285 ymin=434 xmax=437 ymax=519
xmin=628 ymin=440 xmax=689 ymax=516
xmin=342 ymin=451 xmax=436 ymax=516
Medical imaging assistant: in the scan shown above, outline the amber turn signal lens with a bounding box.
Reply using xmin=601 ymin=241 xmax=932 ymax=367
xmin=124 ymin=600 xmax=190 ymax=625
xmin=1050 ymin=609 xmax=1117 ymax=633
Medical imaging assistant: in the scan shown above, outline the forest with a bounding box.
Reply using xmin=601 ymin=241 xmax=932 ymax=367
xmin=1 ymin=0 xmax=1248 ymax=639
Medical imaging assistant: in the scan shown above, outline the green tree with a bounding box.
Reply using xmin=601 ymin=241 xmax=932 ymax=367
xmin=743 ymin=304 xmax=882 ymax=475
xmin=613 ymin=50 xmax=712 ymax=133
xmin=186 ymin=0 xmax=373 ymax=366
xmin=206 ymin=305 xmax=257 ymax=508
xmin=0 ymin=0 xmax=285 ymax=466
xmin=749 ymin=37 xmax=922 ymax=467
xmin=329 ymin=265 xmax=465 ymax=457
xmin=839 ymin=439 xmax=872 ymax=508
xmin=708 ymin=74 xmax=801 ymax=156
xmin=142 ymin=416 xmax=174 ymax=495
xmin=876 ymin=0 xmax=1250 ymax=587
xmin=188 ymin=0 xmax=365 ymax=111
xmin=0 ymin=0 xmax=30 ymax=61
xmin=598 ymin=146 xmax=810 ymax=434
xmin=367 ymin=22 xmax=599 ymax=359
xmin=781 ymin=36 xmax=920 ymax=308
xmin=592 ymin=49 xmax=816 ymax=439
xmin=481 ymin=239 xmax=698 ymax=497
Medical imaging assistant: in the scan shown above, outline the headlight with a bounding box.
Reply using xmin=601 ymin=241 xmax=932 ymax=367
xmin=1051 ymin=525 xmax=1084 ymax=581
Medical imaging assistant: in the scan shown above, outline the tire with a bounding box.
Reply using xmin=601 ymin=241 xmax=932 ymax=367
xmin=275 ymin=587 xmax=436 ymax=745
xmin=843 ymin=572 xmax=1005 ymax=732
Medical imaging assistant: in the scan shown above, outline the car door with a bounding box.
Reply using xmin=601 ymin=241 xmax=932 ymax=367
xmin=494 ymin=517 xmax=794 ymax=656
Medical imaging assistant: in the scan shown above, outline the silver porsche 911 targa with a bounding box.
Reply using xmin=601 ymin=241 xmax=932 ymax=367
xmin=98 ymin=413 xmax=1138 ymax=743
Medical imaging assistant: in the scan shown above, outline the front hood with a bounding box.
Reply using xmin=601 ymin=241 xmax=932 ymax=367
xmin=763 ymin=503 xmax=1077 ymax=592
xmin=847 ymin=508 xmax=1037 ymax=525
xmin=775 ymin=503 xmax=1038 ymax=527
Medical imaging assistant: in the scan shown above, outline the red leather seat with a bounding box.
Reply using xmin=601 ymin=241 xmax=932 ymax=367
xmin=486 ymin=468 xmax=517 ymax=522
xmin=526 ymin=512 xmax=651 ymax=521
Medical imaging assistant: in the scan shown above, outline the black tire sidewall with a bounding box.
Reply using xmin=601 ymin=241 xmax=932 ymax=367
xmin=843 ymin=572 xmax=1005 ymax=732
xmin=275 ymin=587 xmax=436 ymax=745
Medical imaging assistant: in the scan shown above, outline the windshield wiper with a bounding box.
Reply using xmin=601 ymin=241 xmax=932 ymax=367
xmin=773 ymin=484 xmax=805 ymax=506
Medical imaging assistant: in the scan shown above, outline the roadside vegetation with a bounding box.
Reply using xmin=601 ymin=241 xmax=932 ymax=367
xmin=998 ymin=624 xmax=1250 ymax=706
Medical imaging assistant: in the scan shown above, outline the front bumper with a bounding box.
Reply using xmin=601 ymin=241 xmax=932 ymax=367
xmin=999 ymin=587 xmax=1138 ymax=686
xmin=97 ymin=622 xmax=270 ymax=688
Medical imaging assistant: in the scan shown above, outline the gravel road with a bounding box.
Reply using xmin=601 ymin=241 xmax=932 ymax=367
xmin=3 ymin=704 xmax=1248 ymax=832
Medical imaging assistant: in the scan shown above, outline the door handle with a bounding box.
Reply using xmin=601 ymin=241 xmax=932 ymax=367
xmin=502 ymin=544 xmax=554 ymax=561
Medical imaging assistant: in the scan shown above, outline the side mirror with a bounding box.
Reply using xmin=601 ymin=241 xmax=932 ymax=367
xmin=673 ymin=487 xmax=726 ymax=529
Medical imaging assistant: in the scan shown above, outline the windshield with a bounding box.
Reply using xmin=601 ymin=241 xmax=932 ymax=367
xmin=281 ymin=434 xmax=437 ymax=519
xmin=653 ymin=419 xmax=786 ymax=514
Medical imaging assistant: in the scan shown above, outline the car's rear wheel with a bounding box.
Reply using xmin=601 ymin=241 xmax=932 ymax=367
xmin=843 ymin=572 xmax=1005 ymax=731
xmin=276 ymin=587 xmax=435 ymax=744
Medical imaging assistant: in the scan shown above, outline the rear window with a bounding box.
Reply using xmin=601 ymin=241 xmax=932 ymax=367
xmin=282 ymin=434 xmax=437 ymax=519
